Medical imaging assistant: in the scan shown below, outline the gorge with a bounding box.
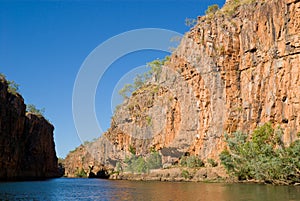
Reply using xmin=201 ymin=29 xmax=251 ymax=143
xmin=64 ymin=0 xmax=300 ymax=183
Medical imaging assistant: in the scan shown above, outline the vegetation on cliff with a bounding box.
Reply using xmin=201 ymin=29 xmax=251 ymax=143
xmin=64 ymin=0 xmax=300 ymax=185
xmin=118 ymin=56 xmax=170 ymax=100
xmin=1 ymin=73 xmax=46 ymax=117
xmin=26 ymin=104 xmax=45 ymax=117
xmin=220 ymin=123 xmax=300 ymax=185
xmin=0 ymin=73 xmax=20 ymax=95
xmin=123 ymin=151 xmax=162 ymax=174
xmin=179 ymin=155 xmax=204 ymax=168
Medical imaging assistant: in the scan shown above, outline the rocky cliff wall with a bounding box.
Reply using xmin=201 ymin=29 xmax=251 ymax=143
xmin=64 ymin=0 xmax=300 ymax=175
xmin=0 ymin=78 xmax=60 ymax=180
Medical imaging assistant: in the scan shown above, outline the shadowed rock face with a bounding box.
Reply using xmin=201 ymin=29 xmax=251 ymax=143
xmin=64 ymin=0 xmax=300 ymax=175
xmin=0 ymin=79 xmax=60 ymax=180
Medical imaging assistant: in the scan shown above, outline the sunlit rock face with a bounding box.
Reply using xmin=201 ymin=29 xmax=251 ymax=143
xmin=64 ymin=0 xmax=300 ymax=174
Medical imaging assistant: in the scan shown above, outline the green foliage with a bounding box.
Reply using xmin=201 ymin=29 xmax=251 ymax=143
xmin=1 ymin=75 xmax=19 ymax=95
xmin=146 ymin=116 xmax=152 ymax=126
xmin=118 ymin=56 xmax=170 ymax=101
xmin=205 ymin=4 xmax=219 ymax=15
xmin=75 ymin=168 xmax=87 ymax=178
xmin=129 ymin=145 xmax=136 ymax=155
xmin=123 ymin=151 xmax=162 ymax=173
xmin=207 ymin=158 xmax=218 ymax=167
xmin=124 ymin=155 xmax=148 ymax=173
xmin=135 ymin=156 xmax=149 ymax=173
xmin=133 ymin=74 xmax=146 ymax=90
xmin=222 ymin=0 xmax=256 ymax=16
xmin=7 ymin=80 xmax=20 ymax=95
xmin=118 ymin=84 xmax=134 ymax=99
xmin=180 ymin=155 xmax=204 ymax=168
xmin=219 ymin=149 xmax=234 ymax=171
xmin=147 ymin=60 xmax=162 ymax=76
xmin=220 ymin=123 xmax=300 ymax=184
xmin=0 ymin=73 xmax=6 ymax=81
xmin=147 ymin=151 xmax=162 ymax=170
xmin=115 ymin=162 xmax=122 ymax=173
xmin=26 ymin=104 xmax=45 ymax=116
xmin=185 ymin=18 xmax=197 ymax=27
xmin=0 ymin=73 xmax=20 ymax=95
xmin=181 ymin=170 xmax=191 ymax=179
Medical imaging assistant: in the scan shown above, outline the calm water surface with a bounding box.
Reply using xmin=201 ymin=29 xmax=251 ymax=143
xmin=0 ymin=178 xmax=299 ymax=201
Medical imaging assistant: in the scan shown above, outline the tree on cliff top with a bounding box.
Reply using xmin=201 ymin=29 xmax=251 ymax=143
xmin=0 ymin=73 xmax=20 ymax=95
xmin=26 ymin=104 xmax=45 ymax=117
xmin=118 ymin=56 xmax=170 ymax=101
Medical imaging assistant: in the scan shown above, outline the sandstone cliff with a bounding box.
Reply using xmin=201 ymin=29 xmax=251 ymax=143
xmin=64 ymin=0 xmax=300 ymax=177
xmin=0 ymin=76 xmax=60 ymax=180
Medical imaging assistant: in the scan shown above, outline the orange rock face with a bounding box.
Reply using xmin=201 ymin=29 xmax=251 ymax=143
xmin=182 ymin=0 xmax=300 ymax=158
xmin=65 ymin=0 xmax=300 ymax=173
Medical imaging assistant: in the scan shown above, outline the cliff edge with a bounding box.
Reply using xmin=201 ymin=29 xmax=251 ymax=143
xmin=0 ymin=76 xmax=60 ymax=180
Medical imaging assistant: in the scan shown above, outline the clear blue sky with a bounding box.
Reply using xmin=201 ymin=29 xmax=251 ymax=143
xmin=0 ymin=0 xmax=225 ymax=158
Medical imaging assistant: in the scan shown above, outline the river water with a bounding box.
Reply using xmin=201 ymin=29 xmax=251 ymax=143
xmin=0 ymin=178 xmax=299 ymax=201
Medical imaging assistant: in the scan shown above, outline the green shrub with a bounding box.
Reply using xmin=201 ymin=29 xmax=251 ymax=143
xmin=134 ymin=156 xmax=148 ymax=173
xmin=119 ymin=84 xmax=134 ymax=99
xmin=124 ymin=151 xmax=162 ymax=173
xmin=181 ymin=170 xmax=191 ymax=179
xmin=75 ymin=168 xmax=87 ymax=178
xmin=207 ymin=158 xmax=218 ymax=167
xmin=124 ymin=155 xmax=148 ymax=173
xmin=147 ymin=58 xmax=164 ymax=76
xmin=147 ymin=151 xmax=162 ymax=170
xmin=118 ymin=56 xmax=170 ymax=101
xmin=115 ymin=162 xmax=122 ymax=173
xmin=146 ymin=116 xmax=152 ymax=126
xmin=219 ymin=123 xmax=300 ymax=184
xmin=185 ymin=18 xmax=197 ymax=27
xmin=133 ymin=74 xmax=147 ymax=90
xmin=26 ymin=104 xmax=45 ymax=116
xmin=0 ymin=73 xmax=20 ymax=95
xmin=180 ymin=155 xmax=204 ymax=168
xmin=0 ymin=73 xmax=6 ymax=81
xmin=219 ymin=149 xmax=234 ymax=171
xmin=7 ymin=80 xmax=20 ymax=95
xmin=222 ymin=0 xmax=256 ymax=16
xmin=129 ymin=145 xmax=136 ymax=155
xmin=205 ymin=4 xmax=219 ymax=15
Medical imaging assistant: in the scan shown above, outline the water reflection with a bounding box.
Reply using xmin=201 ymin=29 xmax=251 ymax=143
xmin=0 ymin=178 xmax=299 ymax=201
xmin=107 ymin=180 xmax=300 ymax=201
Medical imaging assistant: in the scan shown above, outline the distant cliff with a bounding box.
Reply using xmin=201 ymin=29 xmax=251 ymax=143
xmin=64 ymin=0 xmax=300 ymax=178
xmin=0 ymin=76 xmax=60 ymax=180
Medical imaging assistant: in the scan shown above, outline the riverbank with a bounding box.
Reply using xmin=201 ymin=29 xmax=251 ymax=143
xmin=109 ymin=166 xmax=231 ymax=183
xmin=108 ymin=167 xmax=300 ymax=186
